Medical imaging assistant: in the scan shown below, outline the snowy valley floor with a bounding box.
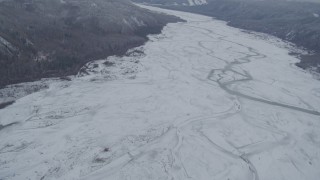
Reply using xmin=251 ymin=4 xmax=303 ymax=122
xmin=1 ymin=5 xmax=320 ymax=180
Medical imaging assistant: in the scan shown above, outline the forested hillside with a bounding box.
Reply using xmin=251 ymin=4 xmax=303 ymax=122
xmin=0 ymin=0 xmax=181 ymax=87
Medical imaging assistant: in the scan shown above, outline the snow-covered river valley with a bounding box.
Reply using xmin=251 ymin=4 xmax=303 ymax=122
xmin=1 ymin=5 xmax=320 ymax=180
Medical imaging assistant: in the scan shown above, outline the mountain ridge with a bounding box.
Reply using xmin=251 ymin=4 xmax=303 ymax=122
xmin=0 ymin=0 xmax=182 ymax=87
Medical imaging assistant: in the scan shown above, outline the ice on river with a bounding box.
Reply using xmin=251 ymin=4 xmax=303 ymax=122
xmin=1 ymin=5 xmax=320 ymax=180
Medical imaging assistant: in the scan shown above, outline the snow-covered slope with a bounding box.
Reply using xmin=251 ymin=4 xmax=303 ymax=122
xmin=187 ymin=0 xmax=207 ymax=5
xmin=1 ymin=5 xmax=320 ymax=180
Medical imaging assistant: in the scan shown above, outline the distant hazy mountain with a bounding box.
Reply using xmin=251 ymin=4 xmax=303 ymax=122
xmin=0 ymin=0 xmax=181 ymax=87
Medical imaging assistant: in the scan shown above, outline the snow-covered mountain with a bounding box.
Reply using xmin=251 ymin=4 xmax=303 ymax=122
xmin=187 ymin=0 xmax=207 ymax=5
xmin=133 ymin=0 xmax=208 ymax=6
xmin=1 ymin=5 xmax=320 ymax=180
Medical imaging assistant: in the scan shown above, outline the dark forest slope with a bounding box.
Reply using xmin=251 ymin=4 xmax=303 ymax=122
xmin=0 ymin=0 xmax=181 ymax=87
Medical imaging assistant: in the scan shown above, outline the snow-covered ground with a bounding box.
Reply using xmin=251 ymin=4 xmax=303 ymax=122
xmin=1 ymin=5 xmax=320 ymax=180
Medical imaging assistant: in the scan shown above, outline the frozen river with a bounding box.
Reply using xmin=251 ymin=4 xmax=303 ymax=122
xmin=1 ymin=5 xmax=320 ymax=180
